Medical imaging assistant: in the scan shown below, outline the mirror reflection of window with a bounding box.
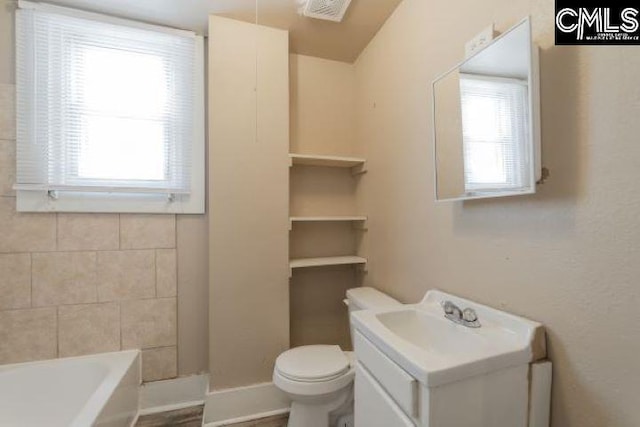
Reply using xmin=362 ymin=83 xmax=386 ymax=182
xmin=459 ymin=75 xmax=529 ymax=193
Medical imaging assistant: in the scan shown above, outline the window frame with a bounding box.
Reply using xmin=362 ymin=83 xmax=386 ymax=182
xmin=15 ymin=0 xmax=205 ymax=214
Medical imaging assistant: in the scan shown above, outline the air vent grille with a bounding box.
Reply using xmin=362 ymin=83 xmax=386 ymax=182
xmin=303 ymin=0 xmax=353 ymax=22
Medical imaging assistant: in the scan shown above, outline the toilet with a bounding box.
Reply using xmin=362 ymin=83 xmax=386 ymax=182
xmin=273 ymin=287 xmax=401 ymax=427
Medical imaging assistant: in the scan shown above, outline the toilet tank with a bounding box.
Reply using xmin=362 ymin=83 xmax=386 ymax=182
xmin=347 ymin=287 xmax=401 ymax=343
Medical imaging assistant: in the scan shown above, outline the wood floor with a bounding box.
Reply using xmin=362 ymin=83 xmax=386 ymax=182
xmin=135 ymin=405 xmax=289 ymax=427
xmin=135 ymin=406 xmax=204 ymax=427
xmin=216 ymin=413 xmax=289 ymax=427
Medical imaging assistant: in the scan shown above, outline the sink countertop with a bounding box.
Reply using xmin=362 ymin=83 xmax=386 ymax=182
xmin=351 ymin=290 xmax=546 ymax=388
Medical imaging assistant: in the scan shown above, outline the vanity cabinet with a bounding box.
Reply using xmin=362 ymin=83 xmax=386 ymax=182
xmin=352 ymin=290 xmax=551 ymax=427
xmin=354 ymin=330 xmax=532 ymax=427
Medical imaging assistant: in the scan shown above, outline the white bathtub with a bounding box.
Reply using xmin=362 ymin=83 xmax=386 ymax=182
xmin=0 ymin=350 xmax=140 ymax=427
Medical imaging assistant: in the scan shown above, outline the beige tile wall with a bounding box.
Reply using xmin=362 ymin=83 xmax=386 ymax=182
xmin=0 ymin=83 xmax=178 ymax=382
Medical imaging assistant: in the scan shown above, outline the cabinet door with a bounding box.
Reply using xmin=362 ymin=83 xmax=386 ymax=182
xmin=355 ymin=363 xmax=416 ymax=427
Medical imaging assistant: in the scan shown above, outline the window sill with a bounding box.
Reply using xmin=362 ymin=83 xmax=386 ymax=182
xmin=16 ymin=190 xmax=205 ymax=214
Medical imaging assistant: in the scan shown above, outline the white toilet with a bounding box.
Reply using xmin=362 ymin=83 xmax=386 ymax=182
xmin=273 ymin=287 xmax=401 ymax=427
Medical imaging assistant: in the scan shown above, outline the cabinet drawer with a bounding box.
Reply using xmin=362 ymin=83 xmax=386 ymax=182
xmin=354 ymin=331 xmax=419 ymax=419
xmin=355 ymin=363 xmax=416 ymax=427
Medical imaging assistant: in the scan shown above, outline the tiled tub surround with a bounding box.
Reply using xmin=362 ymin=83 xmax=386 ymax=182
xmin=0 ymin=83 xmax=178 ymax=382
xmin=0 ymin=350 xmax=140 ymax=427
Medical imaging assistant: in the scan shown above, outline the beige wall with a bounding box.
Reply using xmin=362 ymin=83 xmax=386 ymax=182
xmin=176 ymin=215 xmax=209 ymax=376
xmin=0 ymin=1 xmax=14 ymax=85
xmin=208 ymin=16 xmax=290 ymax=390
xmin=289 ymin=54 xmax=360 ymax=350
xmin=290 ymin=54 xmax=356 ymax=156
xmin=290 ymin=265 xmax=354 ymax=350
xmin=354 ymin=0 xmax=640 ymax=426
xmin=0 ymin=0 xmax=208 ymax=380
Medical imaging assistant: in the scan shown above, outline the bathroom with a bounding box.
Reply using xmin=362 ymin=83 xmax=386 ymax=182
xmin=0 ymin=0 xmax=638 ymax=426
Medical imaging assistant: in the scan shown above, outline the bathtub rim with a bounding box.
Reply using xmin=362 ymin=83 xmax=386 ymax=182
xmin=0 ymin=349 xmax=141 ymax=427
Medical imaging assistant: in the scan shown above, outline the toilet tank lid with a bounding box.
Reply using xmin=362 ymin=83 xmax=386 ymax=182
xmin=346 ymin=287 xmax=401 ymax=310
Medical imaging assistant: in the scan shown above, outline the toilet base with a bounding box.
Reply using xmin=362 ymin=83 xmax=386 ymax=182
xmin=286 ymin=385 xmax=353 ymax=427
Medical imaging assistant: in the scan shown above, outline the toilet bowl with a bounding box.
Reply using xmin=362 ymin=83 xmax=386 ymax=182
xmin=273 ymin=287 xmax=401 ymax=427
xmin=274 ymin=346 xmax=355 ymax=427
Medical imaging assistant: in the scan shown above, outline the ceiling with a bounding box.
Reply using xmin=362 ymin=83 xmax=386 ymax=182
xmin=42 ymin=0 xmax=404 ymax=63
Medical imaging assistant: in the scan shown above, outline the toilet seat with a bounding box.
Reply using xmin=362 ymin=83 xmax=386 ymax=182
xmin=276 ymin=345 xmax=350 ymax=383
xmin=273 ymin=347 xmax=355 ymax=397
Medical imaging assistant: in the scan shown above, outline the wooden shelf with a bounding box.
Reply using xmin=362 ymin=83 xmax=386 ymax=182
xmin=289 ymin=216 xmax=367 ymax=230
xmin=290 ymin=216 xmax=367 ymax=222
xmin=289 ymin=153 xmax=366 ymax=174
xmin=289 ymin=256 xmax=367 ymax=275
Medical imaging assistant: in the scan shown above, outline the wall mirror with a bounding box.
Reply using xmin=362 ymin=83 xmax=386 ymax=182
xmin=433 ymin=17 xmax=541 ymax=201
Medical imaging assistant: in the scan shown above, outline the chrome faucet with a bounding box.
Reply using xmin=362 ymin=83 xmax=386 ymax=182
xmin=441 ymin=301 xmax=481 ymax=328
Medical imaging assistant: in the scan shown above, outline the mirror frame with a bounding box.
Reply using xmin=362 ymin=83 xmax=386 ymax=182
xmin=431 ymin=17 xmax=541 ymax=202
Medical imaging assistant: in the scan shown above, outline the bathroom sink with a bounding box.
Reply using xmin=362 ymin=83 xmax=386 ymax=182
xmin=351 ymin=290 xmax=546 ymax=387
xmin=375 ymin=309 xmax=487 ymax=354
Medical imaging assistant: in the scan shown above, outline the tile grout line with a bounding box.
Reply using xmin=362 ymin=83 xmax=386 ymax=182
xmin=55 ymin=305 xmax=59 ymax=358
xmin=0 ymin=295 xmax=180 ymax=312
xmin=3 ymin=248 xmax=161 ymax=254
xmin=93 ymin=251 xmax=98 ymax=303
xmin=55 ymin=213 xmax=59 ymax=251
xmin=118 ymin=214 xmax=121 ymax=250
xmin=54 ymin=213 xmax=59 ymax=251
xmin=154 ymin=249 xmax=158 ymax=298
xmin=173 ymin=247 xmax=179 ymax=376
xmin=118 ymin=301 xmax=123 ymax=351
xmin=173 ymin=215 xmax=178 ymax=375
xmin=29 ymin=252 xmax=33 ymax=308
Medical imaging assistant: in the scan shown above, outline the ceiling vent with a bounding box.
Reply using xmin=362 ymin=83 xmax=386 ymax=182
xmin=302 ymin=0 xmax=353 ymax=22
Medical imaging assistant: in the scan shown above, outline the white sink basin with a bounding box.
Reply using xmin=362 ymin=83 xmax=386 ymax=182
xmin=376 ymin=309 xmax=488 ymax=354
xmin=351 ymin=290 xmax=546 ymax=387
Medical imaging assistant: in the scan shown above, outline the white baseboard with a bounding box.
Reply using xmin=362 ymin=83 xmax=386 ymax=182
xmin=203 ymin=382 xmax=291 ymax=427
xmin=139 ymin=374 xmax=209 ymax=416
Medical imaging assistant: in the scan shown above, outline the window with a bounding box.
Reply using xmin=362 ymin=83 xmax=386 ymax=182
xmin=459 ymin=75 xmax=530 ymax=193
xmin=15 ymin=1 xmax=205 ymax=213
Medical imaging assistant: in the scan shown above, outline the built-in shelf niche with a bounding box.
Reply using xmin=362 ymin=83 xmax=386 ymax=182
xmin=288 ymin=153 xmax=367 ymax=277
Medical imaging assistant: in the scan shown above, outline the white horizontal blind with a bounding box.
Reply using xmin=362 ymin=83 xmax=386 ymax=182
xmin=16 ymin=6 xmax=196 ymax=194
xmin=459 ymin=75 xmax=529 ymax=192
